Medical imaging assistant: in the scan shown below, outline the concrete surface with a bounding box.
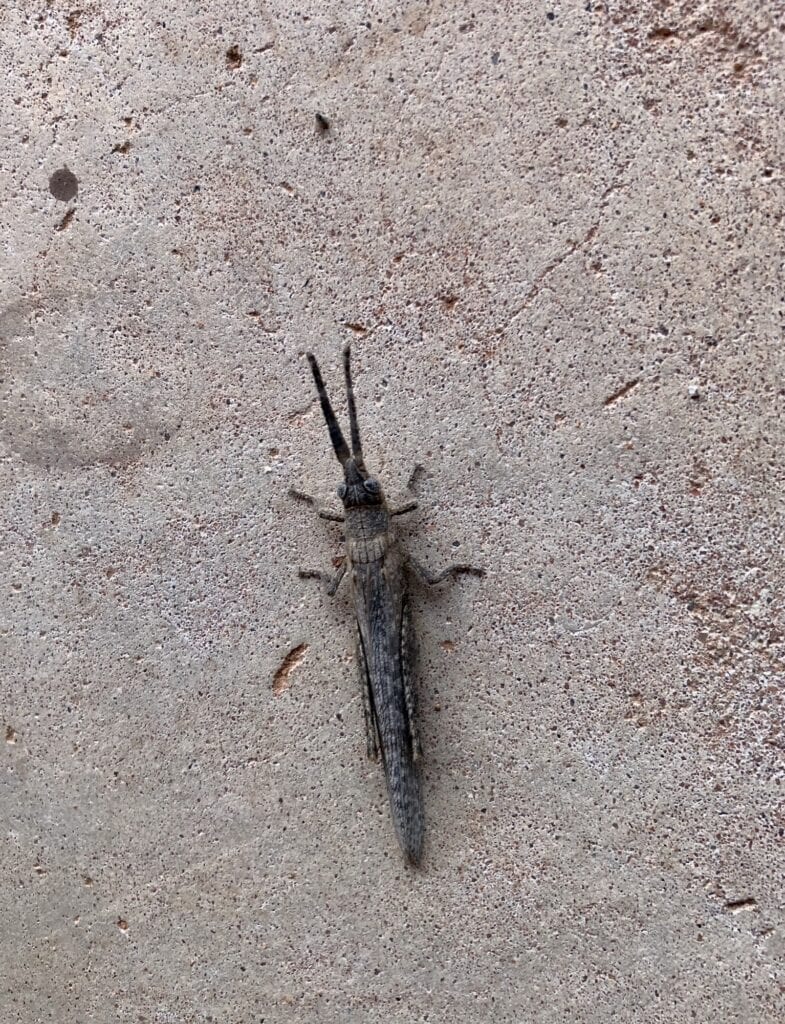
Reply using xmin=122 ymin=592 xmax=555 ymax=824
xmin=1 ymin=2 xmax=783 ymax=1022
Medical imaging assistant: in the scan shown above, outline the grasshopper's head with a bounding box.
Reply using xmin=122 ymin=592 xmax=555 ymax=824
xmin=306 ymin=346 xmax=385 ymax=510
xmin=337 ymin=458 xmax=384 ymax=509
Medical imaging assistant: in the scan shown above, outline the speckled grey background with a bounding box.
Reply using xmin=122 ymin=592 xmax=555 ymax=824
xmin=1 ymin=2 xmax=783 ymax=1022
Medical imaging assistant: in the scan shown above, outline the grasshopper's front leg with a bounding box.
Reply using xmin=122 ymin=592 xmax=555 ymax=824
xmin=390 ymin=463 xmax=423 ymax=517
xmin=291 ymin=487 xmax=347 ymax=593
xmin=289 ymin=487 xmax=345 ymax=522
xmin=290 ymin=491 xmax=347 ymax=598
xmin=391 ymin=499 xmax=418 ymax=516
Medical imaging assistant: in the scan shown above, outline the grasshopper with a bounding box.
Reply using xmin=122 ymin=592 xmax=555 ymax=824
xmin=294 ymin=345 xmax=483 ymax=863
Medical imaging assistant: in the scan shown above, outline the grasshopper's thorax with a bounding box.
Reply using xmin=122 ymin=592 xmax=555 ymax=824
xmin=339 ymin=458 xmax=391 ymax=562
xmin=346 ymin=506 xmax=391 ymax=563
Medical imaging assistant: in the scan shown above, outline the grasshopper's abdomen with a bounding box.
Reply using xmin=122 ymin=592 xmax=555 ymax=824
xmin=378 ymin=698 xmax=424 ymax=862
xmin=351 ymin=540 xmax=424 ymax=863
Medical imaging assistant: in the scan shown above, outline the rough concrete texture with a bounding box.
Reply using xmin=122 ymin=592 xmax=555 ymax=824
xmin=1 ymin=2 xmax=783 ymax=1022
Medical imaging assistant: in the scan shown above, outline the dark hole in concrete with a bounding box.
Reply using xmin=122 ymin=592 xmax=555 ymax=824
xmin=49 ymin=166 xmax=78 ymax=202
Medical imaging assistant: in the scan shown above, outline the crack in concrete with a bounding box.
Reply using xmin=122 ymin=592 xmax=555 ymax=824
xmin=516 ymin=178 xmax=629 ymax=317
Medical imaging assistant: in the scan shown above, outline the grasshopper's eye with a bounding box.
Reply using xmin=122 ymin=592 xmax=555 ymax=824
xmin=364 ymin=478 xmax=380 ymax=494
xmin=337 ymin=483 xmax=347 ymax=499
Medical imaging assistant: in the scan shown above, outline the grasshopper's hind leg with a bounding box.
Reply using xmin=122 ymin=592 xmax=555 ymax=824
xmin=400 ymin=600 xmax=421 ymax=761
xmin=356 ymin=628 xmax=380 ymax=761
xmin=298 ymin=563 xmax=347 ymax=595
xmin=408 ymin=556 xmax=484 ymax=586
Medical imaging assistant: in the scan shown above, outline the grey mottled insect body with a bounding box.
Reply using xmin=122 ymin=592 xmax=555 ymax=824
xmin=295 ymin=346 xmax=482 ymax=864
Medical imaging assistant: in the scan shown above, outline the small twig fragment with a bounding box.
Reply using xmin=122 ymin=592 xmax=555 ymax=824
xmin=604 ymin=379 xmax=640 ymax=407
xmin=724 ymin=897 xmax=757 ymax=913
xmin=55 ymin=209 xmax=75 ymax=232
xmin=273 ymin=643 xmax=308 ymax=695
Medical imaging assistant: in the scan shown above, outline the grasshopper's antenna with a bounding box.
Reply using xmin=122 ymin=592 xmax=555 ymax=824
xmin=307 ymin=352 xmax=351 ymax=466
xmin=343 ymin=344 xmax=366 ymax=472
